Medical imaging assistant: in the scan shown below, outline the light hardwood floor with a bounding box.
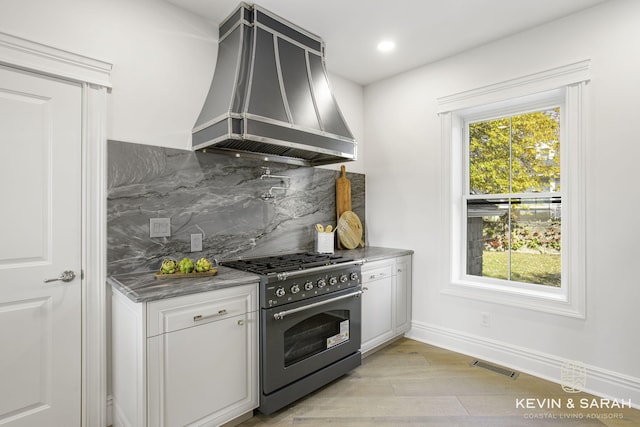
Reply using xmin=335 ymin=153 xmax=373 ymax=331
xmin=239 ymin=338 xmax=640 ymax=426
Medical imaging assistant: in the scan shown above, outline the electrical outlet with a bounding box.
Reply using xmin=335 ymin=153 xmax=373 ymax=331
xmin=191 ymin=233 xmax=203 ymax=252
xmin=150 ymin=218 xmax=171 ymax=238
xmin=481 ymin=312 xmax=491 ymax=327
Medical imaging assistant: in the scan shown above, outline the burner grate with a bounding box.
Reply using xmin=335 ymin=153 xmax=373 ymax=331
xmin=220 ymin=252 xmax=353 ymax=275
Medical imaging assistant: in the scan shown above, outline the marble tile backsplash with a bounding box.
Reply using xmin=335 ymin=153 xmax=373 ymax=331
xmin=107 ymin=140 xmax=365 ymax=274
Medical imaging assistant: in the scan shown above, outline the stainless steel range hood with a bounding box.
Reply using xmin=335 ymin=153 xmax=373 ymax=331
xmin=192 ymin=3 xmax=356 ymax=167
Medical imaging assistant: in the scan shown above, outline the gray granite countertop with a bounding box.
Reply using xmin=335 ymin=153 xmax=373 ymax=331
xmin=335 ymin=246 xmax=414 ymax=263
xmin=109 ymin=246 xmax=413 ymax=303
xmin=108 ymin=266 xmax=261 ymax=303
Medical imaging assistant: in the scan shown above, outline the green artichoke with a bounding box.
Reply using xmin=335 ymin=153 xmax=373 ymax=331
xmin=160 ymin=259 xmax=178 ymax=274
xmin=178 ymin=257 xmax=195 ymax=273
xmin=195 ymin=258 xmax=212 ymax=272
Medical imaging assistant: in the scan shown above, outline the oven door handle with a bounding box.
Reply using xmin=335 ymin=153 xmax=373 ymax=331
xmin=273 ymin=290 xmax=363 ymax=320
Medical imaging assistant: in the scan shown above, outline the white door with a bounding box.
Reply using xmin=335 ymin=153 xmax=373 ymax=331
xmin=0 ymin=65 xmax=82 ymax=426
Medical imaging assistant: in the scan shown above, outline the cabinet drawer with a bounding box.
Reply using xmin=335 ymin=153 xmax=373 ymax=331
xmin=362 ymin=260 xmax=395 ymax=282
xmin=147 ymin=284 xmax=257 ymax=337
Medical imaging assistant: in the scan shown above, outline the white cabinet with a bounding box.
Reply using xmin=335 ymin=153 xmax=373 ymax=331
xmin=360 ymin=255 xmax=412 ymax=355
xmin=395 ymin=255 xmax=412 ymax=334
xmin=361 ymin=259 xmax=395 ymax=352
xmin=112 ymin=283 xmax=259 ymax=427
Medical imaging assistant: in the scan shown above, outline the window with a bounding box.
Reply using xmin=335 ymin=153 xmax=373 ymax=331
xmin=438 ymin=61 xmax=589 ymax=318
xmin=465 ymin=105 xmax=562 ymax=288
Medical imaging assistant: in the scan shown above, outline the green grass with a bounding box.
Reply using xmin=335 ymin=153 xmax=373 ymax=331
xmin=481 ymin=251 xmax=561 ymax=287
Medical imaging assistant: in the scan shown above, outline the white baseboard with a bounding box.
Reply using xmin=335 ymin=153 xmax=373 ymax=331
xmin=406 ymin=320 xmax=640 ymax=410
xmin=106 ymin=394 xmax=113 ymax=427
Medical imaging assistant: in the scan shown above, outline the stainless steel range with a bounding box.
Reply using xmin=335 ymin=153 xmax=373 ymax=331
xmin=219 ymin=252 xmax=363 ymax=414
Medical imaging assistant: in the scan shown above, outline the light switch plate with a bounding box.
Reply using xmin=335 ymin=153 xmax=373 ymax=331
xmin=191 ymin=233 xmax=203 ymax=252
xmin=150 ymin=218 xmax=171 ymax=238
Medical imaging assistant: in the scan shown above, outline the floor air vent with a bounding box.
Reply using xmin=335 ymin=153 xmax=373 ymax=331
xmin=471 ymin=360 xmax=519 ymax=379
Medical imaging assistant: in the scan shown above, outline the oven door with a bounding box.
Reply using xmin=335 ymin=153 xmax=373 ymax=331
xmin=261 ymin=286 xmax=362 ymax=395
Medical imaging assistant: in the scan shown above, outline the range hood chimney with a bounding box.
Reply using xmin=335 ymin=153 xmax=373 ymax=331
xmin=192 ymin=3 xmax=357 ymax=166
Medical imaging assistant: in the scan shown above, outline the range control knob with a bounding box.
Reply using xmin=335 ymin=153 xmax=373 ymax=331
xmin=350 ymin=272 xmax=359 ymax=281
xmin=304 ymin=281 xmax=314 ymax=291
xmin=275 ymin=287 xmax=286 ymax=297
xmin=329 ymin=276 xmax=338 ymax=286
xmin=339 ymin=274 xmax=348 ymax=283
xmin=317 ymin=278 xmax=327 ymax=288
xmin=290 ymin=284 xmax=300 ymax=294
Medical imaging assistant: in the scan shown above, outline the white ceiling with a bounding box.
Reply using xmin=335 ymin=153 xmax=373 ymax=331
xmin=166 ymin=0 xmax=609 ymax=85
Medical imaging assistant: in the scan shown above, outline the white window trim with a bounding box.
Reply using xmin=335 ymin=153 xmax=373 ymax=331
xmin=438 ymin=61 xmax=589 ymax=318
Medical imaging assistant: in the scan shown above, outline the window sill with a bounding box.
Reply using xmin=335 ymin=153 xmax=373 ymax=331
xmin=442 ymin=278 xmax=585 ymax=319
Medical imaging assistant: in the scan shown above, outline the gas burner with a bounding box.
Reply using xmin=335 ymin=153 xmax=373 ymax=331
xmin=219 ymin=252 xmax=354 ymax=275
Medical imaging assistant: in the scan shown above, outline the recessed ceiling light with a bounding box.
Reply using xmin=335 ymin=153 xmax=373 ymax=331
xmin=377 ymin=40 xmax=395 ymax=53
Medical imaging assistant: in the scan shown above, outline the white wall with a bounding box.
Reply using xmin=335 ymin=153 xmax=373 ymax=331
xmin=0 ymin=0 xmax=218 ymax=149
xmin=323 ymin=73 xmax=365 ymax=174
xmin=364 ymin=0 xmax=640 ymax=403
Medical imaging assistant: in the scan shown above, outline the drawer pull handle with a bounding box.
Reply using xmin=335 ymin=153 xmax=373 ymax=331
xmin=193 ymin=309 xmax=228 ymax=322
xmin=237 ymin=319 xmax=245 ymax=326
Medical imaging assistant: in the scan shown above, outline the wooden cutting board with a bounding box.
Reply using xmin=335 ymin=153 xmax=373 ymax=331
xmin=336 ymin=165 xmax=351 ymax=220
xmin=337 ymin=211 xmax=365 ymax=249
xmin=336 ymin=165 xmax=352 ymax=249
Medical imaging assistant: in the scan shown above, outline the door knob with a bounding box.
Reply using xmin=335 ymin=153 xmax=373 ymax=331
xmin=44 ymin=270 xmax=76 ymax=283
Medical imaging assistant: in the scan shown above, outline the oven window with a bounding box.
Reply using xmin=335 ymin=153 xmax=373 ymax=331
xmin=283 ymin=310 xmax=350 ymax=367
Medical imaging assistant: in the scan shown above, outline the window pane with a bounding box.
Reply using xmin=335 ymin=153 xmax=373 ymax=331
xmin=469 ymin=108 xmax=561 ymax=195
xmin=511 ymin=109 xmax=560 ymax=193
xmin=469 ymin=118 xmax=510 ymax=194
xmin=510 ymin=199 xmax=561 ymax=287
xmin=466 ymin=198 xmax=561 ymax=287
